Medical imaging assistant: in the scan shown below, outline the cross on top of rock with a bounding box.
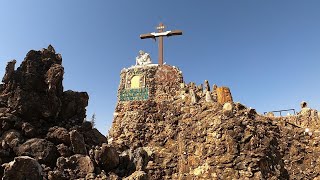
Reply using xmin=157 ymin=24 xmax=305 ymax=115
xmin=140 ymin=23 xmax=183 ymax=65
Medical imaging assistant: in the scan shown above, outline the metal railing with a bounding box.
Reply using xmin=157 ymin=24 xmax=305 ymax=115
xmin=263 ymin=109 xmax=296 ymax=116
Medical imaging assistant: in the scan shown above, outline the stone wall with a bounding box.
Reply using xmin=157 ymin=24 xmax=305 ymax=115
xmin=110 ymin=63 xmax=320 ymax=179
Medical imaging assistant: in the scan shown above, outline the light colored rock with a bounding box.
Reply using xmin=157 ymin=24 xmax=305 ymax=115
xmin=124 ymin=171 xmax=147 ymax=180
xmin=223 ymin=102 xmax=233 ymax=117
xmin=300 ymin=107 xmax=311 ymax=117
xmin=266 ymin=112 xmax=275 ymax=117
xmin=205 ymin=91 xmax=213 ymax=102
xmin=190 ymin=89 xmax=197 ymax=104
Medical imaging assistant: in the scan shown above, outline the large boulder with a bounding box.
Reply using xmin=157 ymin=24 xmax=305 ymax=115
xmin=17 ymin=138 xmax=58 ymax=165
xmin=94 ymin=143 xmax=120 ymax=171
xmin=83 ymin=128 xmax=107 ymax=146
xmin=69 ymin=130 xmax=87 ymax=155
xmin=46 ymin=126 xmax=70 ymax=145
xmin=60 ymin=90 xmax=88 ymax=123
xmin=2 ymin=156 xmax=43 ymax=180
xmin=56 ymin=154 xmax=94 ymax=179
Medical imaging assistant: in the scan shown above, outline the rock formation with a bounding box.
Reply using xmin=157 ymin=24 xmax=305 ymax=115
xmin=1 ymin=46 xmax=320 ymax=179
xmin=0 ymin=46 xmax=146 ymax=180
xmin=110 ymin=59 xmax=320 ymax=179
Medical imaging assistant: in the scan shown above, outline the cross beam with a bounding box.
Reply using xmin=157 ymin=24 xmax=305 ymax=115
xmin=140 ymin=23 xmax=182 ymax=65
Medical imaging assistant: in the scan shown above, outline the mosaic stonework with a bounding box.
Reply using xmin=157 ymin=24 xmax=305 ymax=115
xmin=119 ymin=87 xmax=149 ymax=101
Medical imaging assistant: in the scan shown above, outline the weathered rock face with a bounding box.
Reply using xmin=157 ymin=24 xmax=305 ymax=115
xmin=110 ymin=63 xmax=320 ymax=179
xmin=17 ymin=138 xmax=58 ymax=166
xmin=2 ymin=46 xmax=320 ymax=179
xmin=0 ymin=46 xmax=115 ymax=179
xmin=2 ymin=156 xmax=42 ymax=180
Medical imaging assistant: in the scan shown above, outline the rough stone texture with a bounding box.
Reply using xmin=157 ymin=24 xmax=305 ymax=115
xmin=123 ymin=171 xmax=147 ymax=180
xmin=46 ymin=126 xmax=70 ymax=145
xmin=17 ymin=138 xmax=58 ymax=166
xmin=2 ymin=156 xmax=42 ymax=180
xmin=56 ymin=154 xmax=95 ymax=179
xmin=69 ymin=130 xmax=87 ymax=155
xmin=216 ymin=86 xmax=233 ymax=104
xmin=0 ymin=46 xmax=120 ymax=179
xmin=1 ymin=46 xmax=320 ymax=179
xmin=222 ymin=102 xmax=233 ymax=117
xmin=110 ymin=63 xmax=320 ymax=179
xmin=94 ymin=143 xmax=119 ymax=171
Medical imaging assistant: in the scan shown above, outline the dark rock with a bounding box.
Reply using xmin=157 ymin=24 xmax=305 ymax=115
xmin=60 ymin=90 xmax=88 ymax=123
xmin=69 ymin=130 xmax=87 ymax=155
xmin=17 ymin=138 xmax=58 ymax=166
xmin=2 ymin=156 xmax=42 ymax=180
xmin=21 ymin=122 xmax=36 ymax=138
xmin=2 ymin=60 xmax=16 ymax=84
xmin=1 ymin=129 xmax=23 ymax=149
xmin=56 ymin=154 xmax=95 ymax=179
xmin=83 ymin=128 xmax=107 ymax=146
xmin=94 ymin=143 xmax=119 ymax=171
xmin=56 ymin=143 xmax=71 ymax=157
xmin=46 ymin=126 xmax=70 ymax=145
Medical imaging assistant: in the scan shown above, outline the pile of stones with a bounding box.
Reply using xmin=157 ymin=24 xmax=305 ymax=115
xmin=0 ymin=46 xmax=149 ymax=180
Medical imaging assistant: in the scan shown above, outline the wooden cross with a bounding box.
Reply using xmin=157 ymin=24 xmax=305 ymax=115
xmin=140 ymin=23 xmax=183 ymax=65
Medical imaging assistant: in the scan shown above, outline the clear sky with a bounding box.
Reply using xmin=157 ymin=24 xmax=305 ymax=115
xmin=1 ymin=1 xmax=320 ymax=134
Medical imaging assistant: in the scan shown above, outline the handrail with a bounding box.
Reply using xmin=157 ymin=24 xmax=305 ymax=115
xmin=264 ymin=109 xmax=296 ymax=116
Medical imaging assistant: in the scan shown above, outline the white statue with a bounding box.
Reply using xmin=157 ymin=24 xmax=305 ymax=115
xmin=136 ymin=50 xmax=152 ymax=66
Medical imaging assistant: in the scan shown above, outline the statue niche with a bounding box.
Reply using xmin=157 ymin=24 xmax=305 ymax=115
xmin=126 ymin=74 xmax=146 ymax=89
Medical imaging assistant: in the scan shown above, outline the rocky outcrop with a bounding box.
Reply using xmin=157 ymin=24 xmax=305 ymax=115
xmin=0 ymin=46 xmax=131 ymax=179
xmin=110 ymin=64 xmax=320 ymax=179
xmin=1 ymin=46 xmax=320 ymax=179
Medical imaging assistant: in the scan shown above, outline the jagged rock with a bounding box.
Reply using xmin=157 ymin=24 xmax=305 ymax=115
xmin=216 ymin=86 xmax=233 ymax=104
xmin=56 ymin=154 xmax=94 ymax=179
xmin=46 ymin=64 xmax=64 ymax=94
xmin=2 ymin=156 xmax=42 ymax=180
xmin=69 ymin=130 xmax=87 ymax=155
xmin=21 ymin=122 xmax=36 ymax=138
xmin=123 ymin=171 xmax=147 ymax=180
xmin=204 ymin=80 xmax=210 ymax=91
xmin=60 ymin=90 xmax=88 ymax=123
xmin=1 ymin=129 xmax=23 ymax=149
xmin=2 ymin=60 xmax=16 ymax=84
xmin=83 ymin=128 xmax=107 ymax=146
xmin=46 ymin=126 xmax=70 ymax=145
xmin=0 ymin=113 xmax=18 ymax=131
xmin=17 ymin=138 xmax=58 ymax=165
xmin=2 ymin=46 xmax=320 ymax=180
xmin=132 ymin=148 xmax=149 ymax=171
xmin=56 ymin=143 xmax=71 ymax=157
xmin=205 ymin=90 xmax=213 ymax=102
xmin=94 ymin=143 xmax=119 ymax=171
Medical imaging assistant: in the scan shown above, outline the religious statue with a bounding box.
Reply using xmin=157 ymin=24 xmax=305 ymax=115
xmin=136 ymin=50 xmax=152 ymax=66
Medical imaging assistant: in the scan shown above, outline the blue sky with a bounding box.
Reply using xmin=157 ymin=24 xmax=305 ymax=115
xmin=1 ymin=1 xmax=320 ymax=134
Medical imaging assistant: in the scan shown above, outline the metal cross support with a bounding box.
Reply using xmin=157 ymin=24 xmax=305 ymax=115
xmin=140 ymin=23 xmax=183 ymax=65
